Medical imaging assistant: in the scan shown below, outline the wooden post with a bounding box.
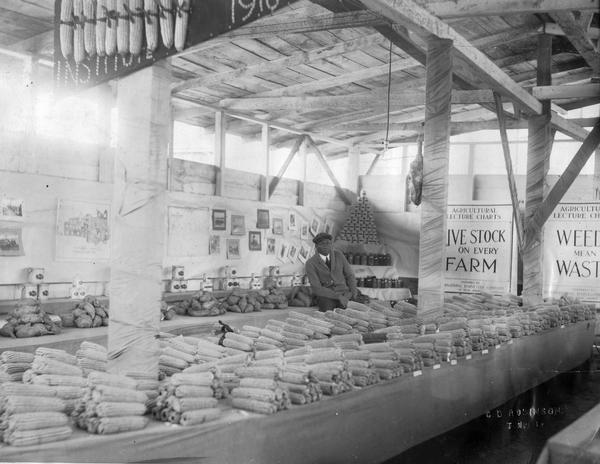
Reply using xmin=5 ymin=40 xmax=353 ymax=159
xmin=298 ymin=138 xmax=307 ymax=206
xmin=215 ymin=111 xmax=226 ymax=196
xmin=260 ymin=123 xmax=270 ymax=201
xmin=522 ymin=34 xmax=553 ymax=306
xmin=108 ymin=63 xmax=171 ymax=376
xmin=417 ymin=36 xmax=453 ymax=312
xmin=493 ymin=92 xmax=524 ymax=251
xmin=347 ymin=145 xmax=360 ymax=193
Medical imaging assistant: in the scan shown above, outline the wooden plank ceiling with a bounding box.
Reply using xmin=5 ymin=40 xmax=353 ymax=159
xmin=1 ymin=0 xmax=598 ymax=158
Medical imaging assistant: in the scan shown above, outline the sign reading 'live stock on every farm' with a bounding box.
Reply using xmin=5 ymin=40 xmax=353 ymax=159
xmin=54 ymin=0 xmax=298 ymax=90
xmin=543 ymin=202 xmax=600 ymax=302
xmin=444 ymin=204 xmax=515 ymax=295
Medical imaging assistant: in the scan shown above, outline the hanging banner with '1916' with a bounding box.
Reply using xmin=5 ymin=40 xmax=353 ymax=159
xmin=543 ymin=202 xmax=600 ymax=302
xmin=444 ymin=204 xmax=515 ymax=295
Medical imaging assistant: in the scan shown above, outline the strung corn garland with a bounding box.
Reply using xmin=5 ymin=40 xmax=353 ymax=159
xmin=72 ymin=372 xmax=148 ymax=435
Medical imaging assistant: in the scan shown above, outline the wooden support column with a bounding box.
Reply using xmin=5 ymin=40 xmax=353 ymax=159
xmin=298 ymin=139 xmax=307 ymax=206
xmin=347 ymin=145 xmax=360 ymax=193
xmin=417 ymin=36 xmax=453 ymax=311
xmin=522 ymin=34 xmax=553 ymax=306
xmin=97 ymin=83 xmax=115 ymax=183
xmin=109 ymin=63 xmax=171 ymax=376
xmin=260 ymin=124 xmax=270 ymax=201
xmin=494 ymin=92 xmax=524 ymax=251
xmin=215 ymin=111 xmax=226 ymax=196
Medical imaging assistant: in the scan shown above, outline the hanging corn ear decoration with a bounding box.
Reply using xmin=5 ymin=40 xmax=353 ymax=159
xmin=158 ymin=0 xmax=175 ymax=49
xmin=144 ymin=0 xmax=159 ymax=53
xmin=174 ymin=0 xmax=190 ymax=52
xmin=73 ymin=0 xmax=86 ymax=63
xmin=117 ymin=0 xmax=130 ymax=55
xmin=129 ymin=0 xmax=144 ymax=56
xmin=60 ymin=0 xmax=75 ymax=58
xmin=95 ymin=0 xmax=107 ymax=56
xmin=105 ymin=0 xmax=118 ymax=56
xmin=83 ymin=0 xmax=96 ymax=57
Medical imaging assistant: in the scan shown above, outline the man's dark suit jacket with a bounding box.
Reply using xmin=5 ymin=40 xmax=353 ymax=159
xmin=305 ymin=249 xmax=357 ymax=300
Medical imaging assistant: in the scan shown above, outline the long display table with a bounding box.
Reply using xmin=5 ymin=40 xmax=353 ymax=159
xmin=0 ymin=306 xmax=316 ymax=354
xmin=0 ymin=320 xmax=594 ymax=463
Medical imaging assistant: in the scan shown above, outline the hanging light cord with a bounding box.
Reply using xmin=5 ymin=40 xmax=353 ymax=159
xmin=384 ymin=38 xmax=393 ymax=151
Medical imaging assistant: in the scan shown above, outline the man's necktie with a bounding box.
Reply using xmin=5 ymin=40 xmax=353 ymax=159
xmin=325 ymin=257 xmax=331 ymax=269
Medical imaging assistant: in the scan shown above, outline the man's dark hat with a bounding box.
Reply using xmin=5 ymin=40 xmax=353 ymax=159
xmin=312 ymin=232 xmax=333 ymax=244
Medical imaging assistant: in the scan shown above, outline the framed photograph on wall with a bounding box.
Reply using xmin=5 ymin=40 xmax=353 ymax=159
xmin=278 ymin=242 xmax=288 ymax=262
xmin=231 ymin=214 xmax=246 ymax=235
xmin=257 ymin=209 xmax=270 ymax=229
xmin=272 ymin=217 xmax=284 ymax=235
xmin=212 ymin=209 xmax=226 ymax=231
xmin=287 ymin=244 xmax=298 ymax=261
xmin=298 ymin=244 xmax=310 ymax=263
xmin=300 ymin=222 xmax=309 ymax=240
xmin=249 ymin=231 xmax=262 ymax=251
xmin=209 ymin=235 xmax=221 ymax=255
xmin=288 ymin=211 xmax=297 ymax=231
xmin=0 ymin=227 xmax=24 ymax=256
xmin=310 ymin=217 xmax=321 ymax=236
xmin=226 ymin=238 xmax=241 ymax=259
xmin=0 ymin=196 xmax=24 ymax=221
xmin=266 ymin=238 xmax=276 ymax=255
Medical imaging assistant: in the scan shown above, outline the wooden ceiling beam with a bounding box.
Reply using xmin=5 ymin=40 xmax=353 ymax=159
xmin=550 ymin=11 xmax=600 ymax=75
xmin=172 ymin=33 xmax=386 ymax=94
xmin=532 ymin=83 xmax=600 ymax=100
xmin=360 ymin=0 xmax=543 ymax=115
xmin=418 ymin=0 xmax=600 ymax=18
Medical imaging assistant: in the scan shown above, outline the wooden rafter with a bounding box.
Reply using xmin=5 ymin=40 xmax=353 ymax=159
xmin=533 ymin=84 xmax=600 ymax=100
xmin=550 ymin=11 xmax=600 ymax=75
xmin=305 ymin=136 xmax=354 ymax=205
xmin=268 ymin=136 xmax=305 ymax=198
xmin=419 ymin=0 xmax=600 ymax=18
xmin=171 ymin=33 xmax=386 ymax=94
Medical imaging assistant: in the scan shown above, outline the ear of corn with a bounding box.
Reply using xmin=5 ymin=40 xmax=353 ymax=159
xmin=231 ymin=398 xmax=276 ymax=415
xmin=0 ymin=383 xmax=56 ymax=398
xmin=0 ymin=351 xmax=34 ymax=364
xmin=105 ymin=0 xmax=118 ymax=56
xmin=4 ymin=425 xmax=72 ymax=446
xmin=170 ymin=372 xmax=214 ymax=386
xmin=158 ymin=0 xmax=174 ymax=48
xmin=95 ymin=401 xmax=147 ymax=417
xmin=179 ymin=407 xmax=220 ymax=426
xmin=239 ymin=378 xmax=278 ymax=390
xmin=60 ymin=0 xmax=75 ymax=58
xmin=32 ymin=358 xmax=83 ymax=377
xmin=95 ymin=0 xmax=107 ymax=55
xmin=168 ymin=397 xmax=218 ymax=413
xmin=97 ymin=415 xmax=148 ymax=434
xmin=117 ymin=0 xmax=130 ymax=55
xmin=30 ymin=374 xmax=87 ymax=387
xmin=174 ymin=385 xmax=213 ymax=398
xmin=144 ymin=0 xmax=159 ymax=52
xmin=234 ymin=366 xmax=279 ymax=379
xmin=129 ymin=0 xmax=144 ymax=55
xmin=88 ymin=372 xmax=138 ymax=389
xmin=55 ymin=386 xmax=83 ymax=400
xmin=4 ymin=396 xmax=66 ymax=414
xmin=162 ymin=346 xmax=195 ymax=364
xmin=173 ymin=0 xmax=189 ymax=51
xmin=35 ymin=348 xmax=78 ymax=366
xmin=6 ymin=412 xmax=69 ymax=432
xmin=83 ymin=0 xmax=96 ymax=56
xmin=91 ymin=385 xmax=148 ymax=403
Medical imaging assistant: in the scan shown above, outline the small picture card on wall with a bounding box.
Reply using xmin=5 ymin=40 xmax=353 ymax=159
xmin=298 ymin=244 xmax=310 ymax=263
xmin=300 ymin=222 xmax=309 ymax=240
xmin=278 ymin=242 xmax=288 ymax=262
xmin=212 ymin=209 xmax=227 ymax=231
xmin=231 ymin=214 xmax=246 ymax=235
xmin=310 ymin=217 xmax=321 ymax=236
xmin=0 ymin=227 xmax=24 ymax=256
xmin=266 ymin=237 xmax=276 ymax=255
xmin=287 ymin=243 xmax=298 ymax=262
xmin=257 ymin=209 xmax=270 ymax=229
xmin=249 ymin=231 xmax=262 ymax=251
xmin=209 ymin=235 xmax=221 ymax=255
xmin=272 ymin=217 xmax=284 ymax=235
xmin=288 ymin=211 xmax=297 ymax=230
xmin=226 ymin=238 xmax=241 ymax=259
xmin=324 ymin=220 xmax=333 ymax=236
xmin=0 ymin=196 xmax=24 ymax=221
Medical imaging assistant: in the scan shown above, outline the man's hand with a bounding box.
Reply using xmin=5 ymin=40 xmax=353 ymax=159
xmin=338 ymin=295 xmax=349 ymax=308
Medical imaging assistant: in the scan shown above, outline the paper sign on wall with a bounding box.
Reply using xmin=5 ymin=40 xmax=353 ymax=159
xmin=543 ymin=202 xmax=600 ymax=302
xmin=444 ymin=204 xmax=514 ymax=294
